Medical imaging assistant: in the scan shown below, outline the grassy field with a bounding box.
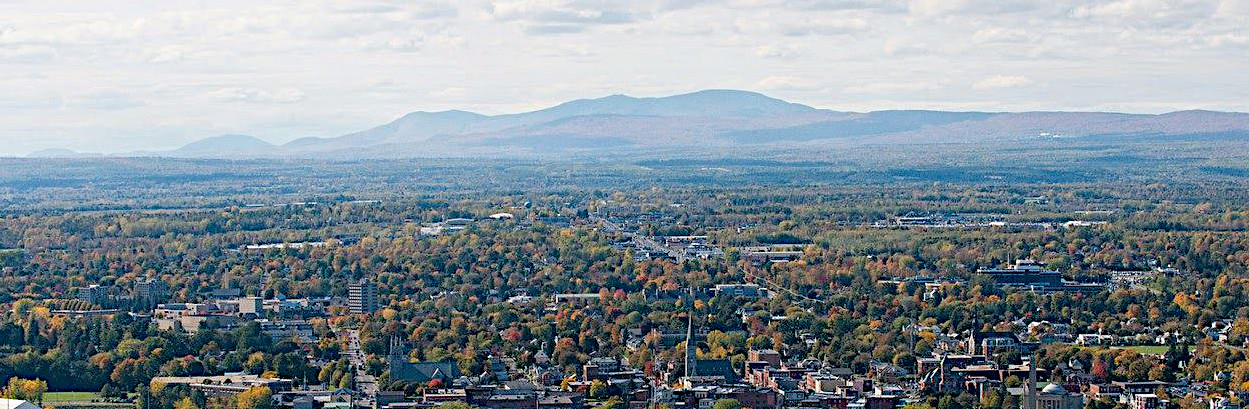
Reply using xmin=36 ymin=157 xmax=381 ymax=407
xmin=42 ymin=392 xmax=101 ymax=403
xmin=1113 ymin=345 xmax=1171 ymax=355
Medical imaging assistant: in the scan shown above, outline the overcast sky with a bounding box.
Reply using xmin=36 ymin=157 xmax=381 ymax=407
xmin=1 ymin=0 xmax=1247 ymax=155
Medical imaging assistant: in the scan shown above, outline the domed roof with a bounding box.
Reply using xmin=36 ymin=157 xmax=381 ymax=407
xmin=1041 ymin=384 xmax=1068 ymax=395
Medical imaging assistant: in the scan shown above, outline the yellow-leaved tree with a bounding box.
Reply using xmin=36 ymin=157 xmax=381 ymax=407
xmin=173 ymin=397 xmax=200 ymax=409
xmin=234 ymin=386 xmax=273 ymax=409
xmin=1 ymin=377 xmax=48 ymax=404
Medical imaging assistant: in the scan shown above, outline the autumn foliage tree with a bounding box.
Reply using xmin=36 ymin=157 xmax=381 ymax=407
xmin=1 ymin=377 xmax=47 ymax=404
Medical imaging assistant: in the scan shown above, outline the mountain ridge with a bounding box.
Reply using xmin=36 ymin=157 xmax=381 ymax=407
xmin=170 ymin=134 xmax=275 ymax=157
xmin=36 ymin=90 xmax=1249 ymax=158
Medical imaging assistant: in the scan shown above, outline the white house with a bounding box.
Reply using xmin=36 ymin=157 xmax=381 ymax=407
xmin=0 ymin=399 xmax=40 ymax=409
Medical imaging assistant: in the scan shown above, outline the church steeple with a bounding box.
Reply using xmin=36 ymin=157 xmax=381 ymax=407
xmin=1027 ymin=350 xmax=1039 ymax=409
xmin=685 ymin=288 xmax=697 ymax=378
xmin=388 ymin=335 xmax=404 ymax=366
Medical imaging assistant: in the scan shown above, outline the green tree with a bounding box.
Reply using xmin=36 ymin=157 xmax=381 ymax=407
xmin=594 ymin=397 xmax=623 ymax=409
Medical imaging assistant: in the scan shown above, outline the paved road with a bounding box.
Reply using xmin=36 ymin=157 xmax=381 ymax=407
xmin=1216 ymin=340 xmax=1247 ymax=353
xmin=345 ymin=329 xmax=377 ymax=407
xmin=594 ymin=215 xmax=688 ymax=262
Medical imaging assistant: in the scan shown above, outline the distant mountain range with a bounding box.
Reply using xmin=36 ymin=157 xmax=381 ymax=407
xmin=29 ymin=90 xmax=1249 ymax=159
xmin=162 ymin=134 xmax=274 ymax=158
xmin=26 ymin=148 xmax=105 ymax=158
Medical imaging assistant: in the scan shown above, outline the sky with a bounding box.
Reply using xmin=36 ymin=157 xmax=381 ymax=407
xmin=1 ymin=0 xmax=1247 ymax=155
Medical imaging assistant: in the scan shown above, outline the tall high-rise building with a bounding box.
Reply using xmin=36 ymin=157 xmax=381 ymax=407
xmin=136 ymin=278 xmax=169 ymax=307
xmin=77 ymin=284 xmax=110 ymax=305
xmin=348 ymin=278 xmax=379 ymax=314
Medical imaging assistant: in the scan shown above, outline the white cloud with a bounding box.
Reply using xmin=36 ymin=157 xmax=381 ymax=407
xmin=844 ymin=80 xmax=947 ymax=94
xmin=883 ymin=39 xmax=930 ymax=57
xmin=67 ymin=90 xmax=145 ymax=110
xmin=971 ymin=27 xmax=1033 ymax=44
xmin=433 ymin=87 xmax=468 ymax=98
xmin=1206 ymin=32 xmax=1249 ymax=47
xmin=908 ymin=0 xmax=1043 ymax=17
xmin=0 ymin=87 xmax=62 ymax=110
xmin=488 ymin=0 xmax=649 ymax=34
xmin=205 ymin=87 xmax=306 ymax=104
xmin=0 ymin=16 xmax=139 ymax=47
xmin=755 ymin=44 xmax=803 ymax=59
xmin=972 ymin=75 xmax=1033 ymax=90
xmin=334 ymin=1 xmax=459 ymax=19
xmin=778 ymin=17 xmax=869 ymax=36
xmin=784 ymin=0 xmax=907 ymax=12
xmin=0 ymin=44 xmax=57 ymax=63
xmin=755 ymin=76 xmax=822 ymax=91
xmin=1070 ymin=0 xmax=1220 ymax=28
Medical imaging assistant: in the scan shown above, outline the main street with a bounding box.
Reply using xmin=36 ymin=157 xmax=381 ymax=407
xmin=345 ymin=329 xmax=377 ymax=407
xmin=593 ymin=215 xmax=689 ymax=263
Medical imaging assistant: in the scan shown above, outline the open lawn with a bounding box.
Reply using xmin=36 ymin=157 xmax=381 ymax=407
xmin=1113 ymin=345 xmax=1171 ymax=355
xmin=42 ymin=392 xmax=101 ymax=403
